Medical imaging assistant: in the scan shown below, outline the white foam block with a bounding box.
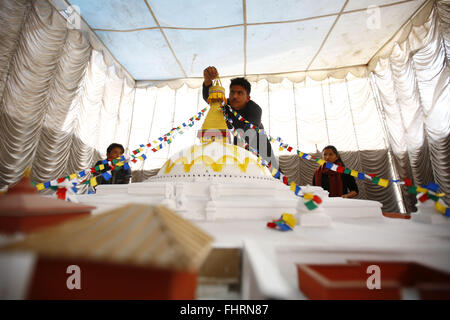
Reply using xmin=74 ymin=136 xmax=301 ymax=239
xmin=297 ymin=212 xmax=332 ymax=227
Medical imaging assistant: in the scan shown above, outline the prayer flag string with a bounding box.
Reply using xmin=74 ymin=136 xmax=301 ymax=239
xmin=221 ymin=104 xmax=449 ymax=217
xmin=220 ymin=105 xmax=322 ymax=211
xmin=33 ymin=107 xmax=209 ymax=199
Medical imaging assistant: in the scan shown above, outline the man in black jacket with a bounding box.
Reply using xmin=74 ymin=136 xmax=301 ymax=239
xmin=93 ymin=143 xmax=131 ymax=185
xmin=202 ymin=66 xmax=279 ymax=170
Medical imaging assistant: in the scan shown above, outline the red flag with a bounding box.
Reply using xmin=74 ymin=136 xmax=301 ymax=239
xmin=56 ymin=187 xmax=67 ymax=200
xmin=267 ymin=222 xmax=277 ymax=229
xmin=313 ymin=195 xmax=322 ymax=204
xmin=336 ymin=166 xmax=345 ymax=173
xmin=57 ymin=177 xmax=66 ymax=183
xmin=287 ymin=147 xmax=293 ymax=152
xmin=404 ymin=178 xmax=412 ymax=186
xmin=368 ymin=173 xmax=377 ymax=178
xmin=418 ymin=193 xmax=429 ymax=203
xmin=282 ymin=176 xmax=288 ymax=185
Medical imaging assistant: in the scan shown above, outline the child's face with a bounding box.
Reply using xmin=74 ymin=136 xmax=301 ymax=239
xmin=107 ymin=147 xmax=123 ymax=160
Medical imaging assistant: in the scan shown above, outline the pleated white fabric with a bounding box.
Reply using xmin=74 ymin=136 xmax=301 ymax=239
xmin=372 ymin=1 xmax=449 ymax=210
xmin=0 ymin=0 xmax=447 ymax=215
xmin=0 ymin=0 xmax=134 ymax=190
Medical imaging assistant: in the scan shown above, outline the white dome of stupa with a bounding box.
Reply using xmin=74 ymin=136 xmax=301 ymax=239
xmin=152 ymin=139 xmax=273 ymax=182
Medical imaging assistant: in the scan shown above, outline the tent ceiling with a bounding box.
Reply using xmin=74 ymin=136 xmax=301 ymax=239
xmin=68 ymin=0 xmax=427 ymax=81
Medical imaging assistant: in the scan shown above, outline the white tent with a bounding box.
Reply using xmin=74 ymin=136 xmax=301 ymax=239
xmin=0 ymin=0 xmax=448 ymax=213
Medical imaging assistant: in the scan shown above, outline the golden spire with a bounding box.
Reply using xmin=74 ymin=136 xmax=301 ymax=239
xmin=199 ymin=77 xmax=228 ymax=142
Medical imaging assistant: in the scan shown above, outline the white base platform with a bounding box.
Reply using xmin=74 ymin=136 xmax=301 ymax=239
xmin=90 ymin=180 xmax=384 ymax=224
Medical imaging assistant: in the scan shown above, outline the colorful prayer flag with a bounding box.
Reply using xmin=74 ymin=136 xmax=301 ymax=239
xmin=90 ymin=177 xmax=97 ymax=187
xmin=423 ymin=182 xmax=440 ymax=192
xmin=416 ymin=186 xmax=427 ymax=194
xmin=303 ymin=193 xmax=314 ymax=200
xmin=435 ymin=201 xmax=447 ymax=214
xmin=378 ymin=178 xmax=389 ymax=188
xmin=102 ymin=171 xmax=112 ymax=181
xmin=304 ymin=200 xmax=318 ymax=210
xmin=418 ymin=193 xmax=429 ymax=203
xmin=408 ymin=186 xmax=418 ymax=194
xmin=290 ymin=182 xmax=296 ymax=192
xmin=313 ymin=195 xmax=322 ymax=204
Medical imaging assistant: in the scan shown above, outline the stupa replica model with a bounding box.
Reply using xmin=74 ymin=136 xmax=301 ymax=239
xmin=78 ymin=78 xmax=383 ymax=226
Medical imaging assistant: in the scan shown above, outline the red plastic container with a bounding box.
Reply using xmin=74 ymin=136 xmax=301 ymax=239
xmin=297 ymin=261 xmax=450 ymax=300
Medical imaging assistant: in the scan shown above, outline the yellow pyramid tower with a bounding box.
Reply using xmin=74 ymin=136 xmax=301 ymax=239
xmin=198 ymin=77 xmax=228 ymax=142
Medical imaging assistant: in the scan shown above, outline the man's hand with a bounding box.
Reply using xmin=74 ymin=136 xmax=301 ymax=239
xmin=203 ymin=66 xmax=218 ymax=86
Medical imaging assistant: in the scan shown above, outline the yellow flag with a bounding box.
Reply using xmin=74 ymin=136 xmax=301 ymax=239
xmin=36 ymin=183 xmax=45 ymax=191
xmin=290 ymin=182 xmax=296 ymax=192
xmin=282 ymin=213 xmax=297 ymax=228
xmin=90 ymin=177 xmax=97 ymax=187
xmin=69 ymin=174 xmax=77 ymax=180
xmin=99 ymin=164 xmax=105 ymax=170
xmin=317 ymin=159 xmax=326 ymax=165
xmin=416 ymin=187 xmax=427 ymax=194
xmin=435 ymin=201 xmax=446 ymax=214
xmin=304 ymin=193 xmax=314 ymax=200
xmin=350 ymin=170 xmax=358 ymax=177
xmin=378 ymin=178 xmax=389 ymax=188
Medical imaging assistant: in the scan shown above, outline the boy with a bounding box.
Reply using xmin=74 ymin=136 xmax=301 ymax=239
xmin=93 ymin=143 xmax=131 ymax=185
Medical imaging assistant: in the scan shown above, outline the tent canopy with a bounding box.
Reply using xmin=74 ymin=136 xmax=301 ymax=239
xmin=66 ymin=0 xmax=427 ymax=81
